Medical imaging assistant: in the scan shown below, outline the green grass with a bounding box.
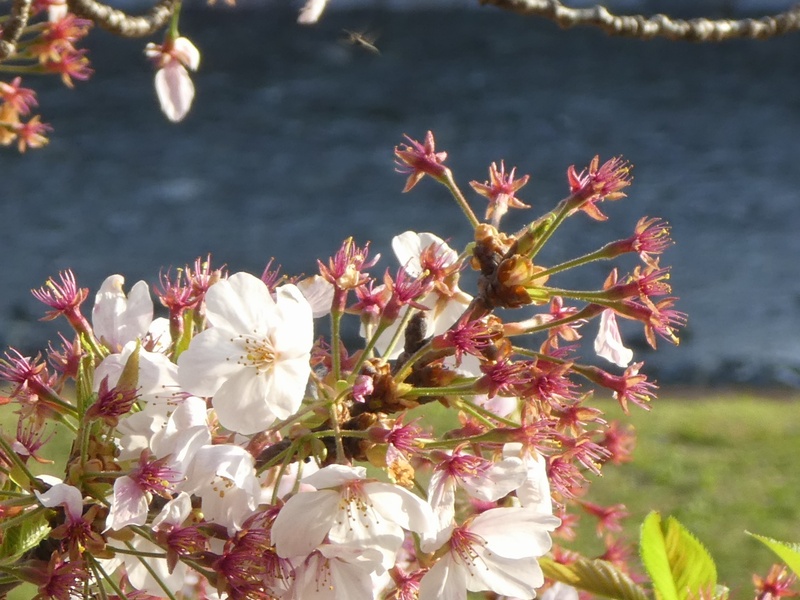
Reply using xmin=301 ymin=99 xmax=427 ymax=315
xmin=575 ymin=391 xmax=800 ymax=596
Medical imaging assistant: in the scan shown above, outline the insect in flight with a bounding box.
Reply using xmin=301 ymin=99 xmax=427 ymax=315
xmin=342 ymin=29 xmax=380 ymax=55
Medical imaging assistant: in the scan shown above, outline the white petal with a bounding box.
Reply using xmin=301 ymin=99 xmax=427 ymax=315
xmin=152 ymin=492 xmax=192 ymax=528
xmin=172 ymin=36 xmax=200 ymax=70
xmin=155 ymin=63 xmax=195 ymax=122
xmin=391 ymin=231 xmax=424 ymax=276
xmin=302 ymin=464 xmax=366 ymax=489
xmin=211 ymin=366 xmax=279 ymax=434
xmin=297 ymin=0 xmax=328 ymax=24
xmin=206 ymin=272 xmax=275 ymax=333
xmin=465 ymin=550 xmax=543 ymax=598
xmin=460 ymin=457 xmax=527 ymax=502
xmin=542 ymin=582 xmax=581 ymax=600
xmin=272 ymin=489 xmax=339 ymax=558
xmin=417 ymin=232 xmax=458 ymax=267
xmin=177 ymin=327 xmax=244 ymax=397
xmin=470 ymin=507 xmax=559 ymax=559
xmin=125 ymin=280 xmax=155 ymax=339
xmin=35 ymin=480 xmax=83 ymax=521
xmin=106 ymin=476 xmax=148 ymax=531
xmin=594 ymin=309 xmax=633 ymax=368
xmin=364 ymin=481 xmax=437 ymax=534
xmin=266 ymin=354 xmax=311 ymax=419
xmin=295 ymin=275 xmax=334 ymax=318
xmin=503 ymin=444 xmax=553 ymax=515
xmin=273 ymin=284 xmax=315 ymax=354
xmin=92 ymin=275 xmax=153 ymax=350
xmin=419 ymin=555 xmax=467 ymax=600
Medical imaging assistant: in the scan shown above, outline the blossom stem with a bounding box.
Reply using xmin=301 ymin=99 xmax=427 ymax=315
xmin=347 ymin=321 xmax=391 ymax=385
xmin=310 ymin=429 xmax=369 ymax=440
xmin=536 ymin=287 xmax=622 ymax=303
xmin=525 ymin=194 xmax=578 ymax=261
xmin=168 ymin=0 xmax=181 ymax=38
xmin=458 ymin=397 xmax=519 ymax=427
xmin=330 ymin=307 xmax=343 ymax=380
xmin=506 ymin=303 xmax=605 ymax=336
xmin=442 ymin=170 xmax=480 ymax=229
xmin=86 ymin=555 xmax=125 ymax=599
xmin=534 ymin=242 xmax=624 ymax=279
xmin=382 ymin=306 xmax=416 ymax=360
xmin=327 ymin=401 xmax=346 ymax=464
xmin=393 ymin=339 xmax=436 ymax=382
xmin=421 ymin=427 xmax=510 ymax=449
xmin=402 ymin=382 xmax=479 ymax=398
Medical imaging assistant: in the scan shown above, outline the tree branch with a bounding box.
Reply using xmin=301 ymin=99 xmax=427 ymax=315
xmin=478 ymin=0 xmax=800 ymax=41
xmin=0 ymin=0 xmax=33 ymax=61
xmin=66 ymin=0 xmax=178 ymax=38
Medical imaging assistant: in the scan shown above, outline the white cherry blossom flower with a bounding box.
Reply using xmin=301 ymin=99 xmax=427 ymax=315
xmin=426 ymin=451 xmax=527 ymax=549
xmin=181 ymin=443 xmax=260 ymax=533
xmin=367 ymin=231 xmax=471 ymax=359
xmin=177 ymin=273 xmax=313 ymax=435
xmin=285 ymin=544 xmax=382 ymax=600
xmin=92 ymin=275 xmax=153 ymax=352
xmin=419 ymin=506 xmax=560 ymax=600
xmin=594 ymin=309 xmax=633 ymax=368
xmin=145 ymin=36 xmax=200 ymax=122
xmin=272 ymin=464 xmax=437 ymax=569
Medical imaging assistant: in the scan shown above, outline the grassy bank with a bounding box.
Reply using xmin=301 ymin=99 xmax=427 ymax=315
xmin=576 ymin=391 xmax=800 ymax=596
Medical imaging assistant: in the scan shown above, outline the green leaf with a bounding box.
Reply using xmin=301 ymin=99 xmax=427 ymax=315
xmin=640 ymin=511 xmax=717 ymax=600
xmin=747 ymin=532 xmax=800 ymax=577
xmin=0 ymin=511 xmax=51 ymax=564
xmin=540 ymin=556 xmax=649 ymax=600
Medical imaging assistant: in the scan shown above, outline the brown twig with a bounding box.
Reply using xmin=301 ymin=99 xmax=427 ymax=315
xmin=66 ymin=0 xmax=178 ymax=38
xmin=0 ymin=0 xmax=33 ymax=61
xmin=478 ymin=0 xmax=800 ymax=41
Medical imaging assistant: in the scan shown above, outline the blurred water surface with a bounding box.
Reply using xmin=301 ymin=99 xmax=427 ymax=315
xmin=3 ymin=6 xmax=800 ymax=386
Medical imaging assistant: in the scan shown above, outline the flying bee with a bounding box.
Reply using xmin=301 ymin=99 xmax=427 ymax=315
xmin=342 ymin=29 xmax=380 ymax=54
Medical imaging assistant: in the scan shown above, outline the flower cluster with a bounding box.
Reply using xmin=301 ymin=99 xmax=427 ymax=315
xmin=0 ymin=0 xmax=203 ymax=148
xmin=0 ymin=133 xmax=684 ymax=599
xmin=0 ymin=0 xmax=93 ymax=152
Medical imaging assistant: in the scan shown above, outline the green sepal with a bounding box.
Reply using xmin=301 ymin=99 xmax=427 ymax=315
xmin=540 ymin=556 xmax=649 ymax=600
xmin=116 ymin=341 xmax=141 ymax=393
xmin=0 ymin=510 xmax=51 ymax=564
xmin=172 ymin=311 xmax=195 ymax=362
xmin=746 ymin=532 xmax=800 ymax=577
xmin=640 ymin=511 xmax=717 ymax=600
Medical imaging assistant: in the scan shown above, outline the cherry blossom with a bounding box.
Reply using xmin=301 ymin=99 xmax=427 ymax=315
xmin=145 ymin=36 xmax=200 ymax=122
xmin=91 ymin=275 xmax=154 ymax=352
xmin=419 ymin=506 xmax=560 ymax=600
xmin=272 ymin=464 xmax=437 ymax=569
xmin=177 ymin=272 xmax=313 ymax=435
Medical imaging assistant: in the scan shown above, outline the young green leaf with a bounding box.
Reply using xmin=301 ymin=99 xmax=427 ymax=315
xmin=746 ymin=532 xmax=800 ymax=577
xmin=640 ymin=511 xmax=717 ymax=600
xmin=540 ymin=556 xmax=649 ymax=600
xmin=0 ymin=511 xmax=50 ymax=564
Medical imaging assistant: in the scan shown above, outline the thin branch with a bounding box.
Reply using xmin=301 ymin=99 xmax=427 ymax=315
xmin=478 ymin=0 xmax=800 ymax=41
xmin=0 ymin=0 xmax=33 ymax=61
xmin=66 ymin=0 xmax=178 ymax=38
